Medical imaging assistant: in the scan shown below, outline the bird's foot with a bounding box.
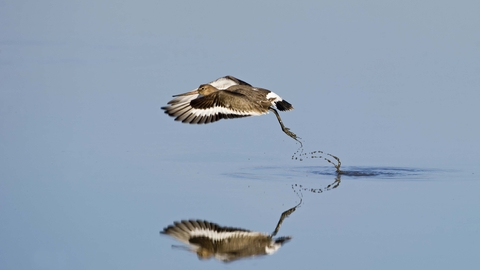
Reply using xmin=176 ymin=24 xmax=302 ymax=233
xmin=282 ymin=127 xmax=303 ymax=146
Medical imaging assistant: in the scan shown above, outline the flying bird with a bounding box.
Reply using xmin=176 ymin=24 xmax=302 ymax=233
xmin=161 ymin=76 xmax=300 ymax=143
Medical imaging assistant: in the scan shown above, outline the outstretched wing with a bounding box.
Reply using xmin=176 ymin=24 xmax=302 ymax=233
xmin=169 ymin=75 xmax=251 ymax=103
xmin=162 ymin=90 xmax=268 ymax=124
xmin=161 ymin=220 xmax=257 ymax=244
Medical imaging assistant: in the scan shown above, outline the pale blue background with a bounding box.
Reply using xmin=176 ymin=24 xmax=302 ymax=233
xmin=1 ymin=1 xmax=479 ymax=269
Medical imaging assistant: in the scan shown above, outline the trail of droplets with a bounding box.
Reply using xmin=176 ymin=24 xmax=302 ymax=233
xmin=291 ymin=174 xmax=341 ymax=194
xmin=291 ymin=183 xmax=304 ymax=200
xmin=291 ymin=147 xmax=343 ymax=173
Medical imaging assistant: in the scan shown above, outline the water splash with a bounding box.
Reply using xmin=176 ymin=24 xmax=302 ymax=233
xmin=292 ymin=146 xmax=342 ymax=173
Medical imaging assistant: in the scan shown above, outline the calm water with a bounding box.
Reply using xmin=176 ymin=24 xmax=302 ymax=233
xmin=2 ymin=1 xmax=480 ymax=270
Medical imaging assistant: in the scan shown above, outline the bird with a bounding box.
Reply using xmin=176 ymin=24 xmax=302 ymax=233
xmin=160 ymin=219 xmax=291 ymax=262
xmin=161 ymin=75 xmax=301 ymax=144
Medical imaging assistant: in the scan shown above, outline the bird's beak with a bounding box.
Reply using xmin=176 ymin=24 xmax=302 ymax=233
xmin=173 ymin=89 xmax=199 ymax=97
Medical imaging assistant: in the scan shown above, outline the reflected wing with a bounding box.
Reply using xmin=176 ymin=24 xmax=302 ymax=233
xmin=161 ymin=220 xmax=255 ymax=245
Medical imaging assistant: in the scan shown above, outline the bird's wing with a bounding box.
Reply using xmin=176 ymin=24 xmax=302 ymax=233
xmin=191 ymin=91 xmax=267 ymax=115
xmin=161 ymin=220 xmax=255 ymax=243
xmin=209 ymin=76 xmax=252 ymax=89
xmin=166 ymin=75 xmax=250 ymax=105
xmin=162 ymin=91 xmax=268 ymax=124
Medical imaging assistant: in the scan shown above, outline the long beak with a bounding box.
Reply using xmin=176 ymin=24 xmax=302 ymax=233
xmin=171 ymin=245 xmax=195 ymax=252
xmin=173 ymin=89 xmax=199 ymax=97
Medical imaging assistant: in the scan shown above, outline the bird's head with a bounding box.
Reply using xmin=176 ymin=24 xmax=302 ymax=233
xmin=197 ymin=84 xmax=218 ymax=95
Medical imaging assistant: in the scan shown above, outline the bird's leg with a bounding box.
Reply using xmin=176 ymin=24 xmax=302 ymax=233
xmin=271 ymin=199 xmax=302 ymax=237
xmin=269 ymin=108 xmax=302 ymax=146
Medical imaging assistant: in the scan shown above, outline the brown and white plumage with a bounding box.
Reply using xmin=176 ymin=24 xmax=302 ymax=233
xmin=161 ymin=76 xmax=300 ymax=143
xmin=162 ymin=76 xmax=293 ymax=124
xmin=161 ymin=219 xmax=291 ymax=262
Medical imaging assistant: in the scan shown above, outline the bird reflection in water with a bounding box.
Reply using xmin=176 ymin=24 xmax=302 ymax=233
xmin=292 ymin=172 xmax=341 ymax=195
xmin=160 ymin=200 xmax=301 ymax=262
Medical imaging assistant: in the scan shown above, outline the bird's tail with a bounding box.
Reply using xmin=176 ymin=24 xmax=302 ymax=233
xmin=275 ymin=100 xmax=294 ymax=111
xmin=274 ymin=236 xmax=292 ymax=244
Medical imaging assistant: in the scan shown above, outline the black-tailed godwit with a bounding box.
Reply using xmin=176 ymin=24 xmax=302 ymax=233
xmin=161 ymin=76 xmax=300 ymax=143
